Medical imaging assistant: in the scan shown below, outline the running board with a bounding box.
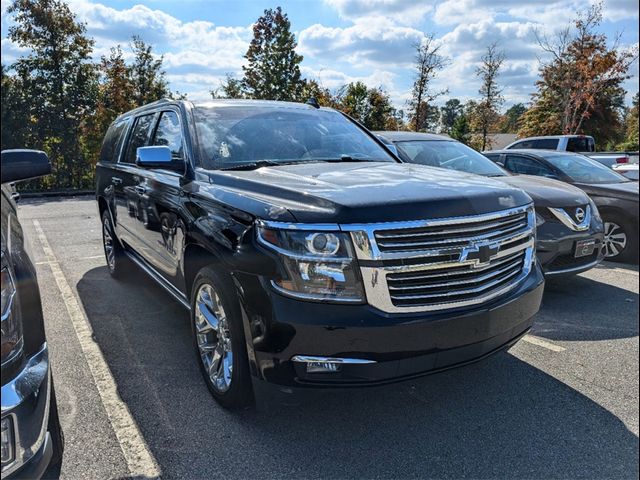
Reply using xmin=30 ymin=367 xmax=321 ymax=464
xmin=124 ymin=250 xmax=191 ymax=310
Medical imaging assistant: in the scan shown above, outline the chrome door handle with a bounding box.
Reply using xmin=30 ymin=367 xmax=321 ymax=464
xmin=134 ymin=186 xmax=147 ymax=195
xmin=112 ymin=176 xmax=123 ymax=185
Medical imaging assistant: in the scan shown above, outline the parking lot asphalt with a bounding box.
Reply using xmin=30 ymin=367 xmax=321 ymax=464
xmin=17 ymin=196 xmax=639 ymax=479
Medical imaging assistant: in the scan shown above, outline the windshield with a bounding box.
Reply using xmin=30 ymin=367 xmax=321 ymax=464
xmin=542 ymin=153 xmax=629 ymax=184
xmin=193 ymin=105 xmax=395 ymax=169
xmin=395 ymin=140 xmax=507 ymax=176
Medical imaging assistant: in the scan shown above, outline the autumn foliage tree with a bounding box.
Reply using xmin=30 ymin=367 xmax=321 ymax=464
xmin=519 ymin=3 xmax=638 ymax=144
xmin=336 ymin=82 xmax=397 ymax=130
xmin=242 ymin=7 xmax=304 ymax=101
xmin=6 ymin=0 xmax=98 ymax=189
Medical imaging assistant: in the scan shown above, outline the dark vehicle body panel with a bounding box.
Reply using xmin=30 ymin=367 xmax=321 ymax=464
xmin=1 ymin=184 xmax=59 ymax=478
xmin=378 ymin=133 xmax=605 ymax=276
xmin=486 ymin=149 xmax=639 ymax=221
xmin=96 ymin=100 xmax=544 ymax=392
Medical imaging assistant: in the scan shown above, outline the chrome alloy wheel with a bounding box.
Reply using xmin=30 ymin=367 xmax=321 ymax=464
xmin=194 ymin=283 xmax=233 ymax=393
xmin=603 ymin=221 xmax=627 ymax=258
xmin=103 ymin=216 xmax=116 ymax=270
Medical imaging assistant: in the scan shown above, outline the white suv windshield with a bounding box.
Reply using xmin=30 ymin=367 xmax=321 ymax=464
xmin=193 ymin=105 xmax=395 ymax=169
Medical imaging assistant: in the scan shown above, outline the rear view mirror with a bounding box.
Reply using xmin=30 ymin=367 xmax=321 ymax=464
xmin=1 ymin=150 xmax=51 ymax=184
xmin=136 ymin=146 xmax=183 ymax=172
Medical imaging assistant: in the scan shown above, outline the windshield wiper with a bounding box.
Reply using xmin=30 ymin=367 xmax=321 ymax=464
xmin=309 ymin=155 xmax=381 ymax=163
xmin=219 ymin=156 xmax=381 ymax=171
xmin=219 ymin=160 xmax=282 ymax=171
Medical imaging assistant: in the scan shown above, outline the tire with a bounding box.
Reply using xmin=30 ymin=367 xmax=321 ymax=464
xmin=602 ymin=213 xmax=638 ymax=263
xmin=190 ymin=266 xmax=253 ymax=408
xmin=101 ymin=210 xmax=131 ymax=278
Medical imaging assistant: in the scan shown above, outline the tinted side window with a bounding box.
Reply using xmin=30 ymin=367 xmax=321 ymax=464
xmin=122 ymin=114 xmax=155 ymax=164
xmin=504 ymin=155 xmax=554 ymax=176
xmin=567 ymin=137 xmax=593 ymax=152
xmin=152 ymin=111 xmax=184 ymax=161
xmin=530 ymin=138 xmax=559 ymax=149
xmin=99 ymin=119 xmax=128 ymax=163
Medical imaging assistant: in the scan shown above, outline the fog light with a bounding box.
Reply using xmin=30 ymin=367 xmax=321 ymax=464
xmin=1 ymin=417 xmax=14 ymax=467
xmin=292 ymin=355 xmax=376 ymax=373
xmin=307 ymin=361 xmax=342 ymax=373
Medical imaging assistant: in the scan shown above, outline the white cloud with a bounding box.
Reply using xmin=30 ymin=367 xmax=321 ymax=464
xmin=323 ymin=0 xmax=433 ymax=26
xmin=299 ymin=19 xmax=423 ymax=68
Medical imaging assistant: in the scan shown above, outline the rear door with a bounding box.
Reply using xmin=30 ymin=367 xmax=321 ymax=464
xmin=113 ymin=112 xmax=157 ymax=251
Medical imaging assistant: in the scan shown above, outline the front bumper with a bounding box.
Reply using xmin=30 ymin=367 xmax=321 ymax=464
xmin=240 ymin=264 xmax=544 ymax=388
xmin=1 ymin=344 xmax=52 ymax=479
xmin=536 ymin=222 xmax=605 ymax=276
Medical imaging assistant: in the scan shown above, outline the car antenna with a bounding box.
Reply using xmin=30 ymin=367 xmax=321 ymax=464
xmin=306 ymin=97 xmax=320 ymax=109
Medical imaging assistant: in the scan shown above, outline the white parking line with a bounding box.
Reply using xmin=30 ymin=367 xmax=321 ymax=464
xmin=33 ymin=220 xmax=160 ymax=479
xmin=522 ymin=334 xmax=566 ymax=352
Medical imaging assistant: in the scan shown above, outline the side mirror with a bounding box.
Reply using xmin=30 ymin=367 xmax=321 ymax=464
xmin=136 ymin=146 xmax=184 ymax=172
xmin=1 ymin=150 xmax=51 ymax=184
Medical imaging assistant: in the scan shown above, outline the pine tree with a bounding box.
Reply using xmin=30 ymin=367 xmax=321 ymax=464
xmin=242 ymin=7 xmax=303 ymax=101
xmin=129 ymin=35 xmax=169 ymax=107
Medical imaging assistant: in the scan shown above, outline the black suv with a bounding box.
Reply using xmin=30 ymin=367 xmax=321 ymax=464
xmin=1 ymin=150 xmax=63 ymax=478
xmin=95 ymin=99 xmax=545 ymax=408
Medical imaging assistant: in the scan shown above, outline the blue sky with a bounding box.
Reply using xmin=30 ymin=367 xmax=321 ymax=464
xmin=1 ymin=0 xmax=639 ymax=109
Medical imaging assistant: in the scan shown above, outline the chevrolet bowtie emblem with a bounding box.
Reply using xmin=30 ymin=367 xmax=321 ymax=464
xmin=460 ymin=242 xmax=501 ymax=267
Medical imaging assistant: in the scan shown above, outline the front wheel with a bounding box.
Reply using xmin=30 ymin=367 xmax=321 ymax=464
xmin=602 ymin=214 xmax=638 ymax=263
xmin=191 ymin=267 xmax=253 ymax=408
xmin=101 ymin=211 xmax=130 ymax=278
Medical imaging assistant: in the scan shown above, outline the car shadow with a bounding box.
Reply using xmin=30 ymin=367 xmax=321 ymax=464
xmin=535 ymin=269 xmax=638 ymax=342
xmin=76 ymin=266 xmax=639 ymax=479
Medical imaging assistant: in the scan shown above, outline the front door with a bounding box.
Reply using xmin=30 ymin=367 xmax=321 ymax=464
xmin=129 ymin=110 xmax=187 ymax=290
xmin=113 ymin=112 xmax=157 ymax=252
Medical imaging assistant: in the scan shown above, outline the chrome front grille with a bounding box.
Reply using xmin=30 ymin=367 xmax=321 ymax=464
xmin=387 ymin=248 xmax=526 ymax=308
xmin=374 ymin=210 xmax=529 ymax=252
xmin=342 ymin=204 xmax=536 ymax=313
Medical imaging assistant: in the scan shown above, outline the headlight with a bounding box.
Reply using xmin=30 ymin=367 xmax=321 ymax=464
xmin=257 ymin=224 xmax=365 ymax=302
xmin=1 ymin=267 xmax=23 ymax=364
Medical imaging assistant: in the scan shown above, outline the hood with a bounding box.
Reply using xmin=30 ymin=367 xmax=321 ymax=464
xmin=498 ymin=174 xmax=590 ymax=207
xmin=202 ymin=162 xmax=532 ymax=223
xmin=575 ymin=181 xmax=639 ymax=202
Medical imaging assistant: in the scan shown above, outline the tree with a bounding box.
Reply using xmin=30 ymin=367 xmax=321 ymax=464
xmin=129 ymin=35 xmax=169 ymax=107
xmin=474 ymin=43 xmax=505 ymax=150
xmin=82 ymin=45 xmax=135 ymax=167
xmin=407 ymin=35 xmax=448 ymax=131
xmin=498 ymin=103 xmax=526 ymax=133
xmin=299 ymin=78 xmax=337 ymax=107
xmin=242 ymin=7 xmax=303 ymax=101
xmin=440 ymin=98 xmax=463 ymax=134
xmin=1 ymin=64 xmax=31 ymax=151
xmin=450 ymin=114 xmax=471 ymax=145
xmin=212 ymin=74 xmax=246 ymax=99
xmin=336 ymin=82 xmax=396 ymax=130
xmin=617 ymin=92 xmax=639 ymax=150
xmin=7 ymin=0 xmax=98 ymax=189
xmin=519 ymin=3 xmax=637 ymax=144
